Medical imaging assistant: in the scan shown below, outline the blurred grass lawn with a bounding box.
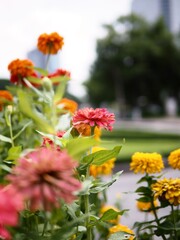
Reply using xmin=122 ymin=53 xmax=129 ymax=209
xmin=100 ymin=129 xmax=180 ymax=162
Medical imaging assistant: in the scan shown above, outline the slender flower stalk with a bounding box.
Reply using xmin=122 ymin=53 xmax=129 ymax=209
xmin=147 ymin=179 xmax=167 ymax=240
xmin=5 ymin=106 xmax=15 ymax=147
xmin=171 ymin=204 xmax=178 ymax=240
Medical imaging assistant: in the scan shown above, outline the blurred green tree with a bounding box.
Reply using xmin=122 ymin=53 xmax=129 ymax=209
xmin=84 ymin=14 xmax=180 ymax=118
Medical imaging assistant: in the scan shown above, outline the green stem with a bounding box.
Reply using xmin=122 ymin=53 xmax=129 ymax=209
xmin=41 ymin=212 xmax=48 ymax=237
xmin=84 ymin=166 xmax=92 ymax=240
xmin=85 ymin=194 xmax=92 ymax=240
xmin=8 ymin=115 xmax=15 ymax=147
xmin=171 ymin=204 xmax=178 ymax=240
xmin=147 ymin=175 xmax=167 ymax=240
xmin=45 ymin=53 xmax=51 ymax=70
xmin=151 ymin=195 xmax=167 ymax=240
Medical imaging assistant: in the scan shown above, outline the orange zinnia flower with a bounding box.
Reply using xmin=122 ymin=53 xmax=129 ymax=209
xmin=8 ymin=59 xmax=38 ymax=85
xmin=56 ymin=98 xmax=78 ymax=114
xmin=37 ymin=32 xmax=64 ymax=54
xmin=0 ymin=90 xmax=13 ymax=111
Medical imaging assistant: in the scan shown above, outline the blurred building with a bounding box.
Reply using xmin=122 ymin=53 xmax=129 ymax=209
xmin=131 ymin=0 xmax=180 ymax=33
xmin=27 ymin=49 xmax=60 ymax=73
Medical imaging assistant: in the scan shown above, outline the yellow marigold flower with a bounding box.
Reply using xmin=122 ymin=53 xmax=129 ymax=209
xmin=152 ymin=178 xmax=180 ymax=206
xmin=37 ymin=32 xmax=64 ymax=54
xmin=130 ymin=152 xmax=164 ymax=174
xmin=109 ymin=224 xmax=135 ymax=240
xmin=0 ymin=90 xmax=13 ymax=111
xmin=56 ymin=98 xmax=78 ymax=114
xmin=100 ymin=205 xmax=120 ymax=224
xmin=168 ymin=148 xmax=180 ymax=170
xmin=89 ymin=147 xmax=115 ymax=177
xmin=136 ymin=200 xmax=158 ymax=212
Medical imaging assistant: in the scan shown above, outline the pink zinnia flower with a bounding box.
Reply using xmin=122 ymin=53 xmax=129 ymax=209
xmin=0 ymin=186 xmax=23 ymax=239
xmin=72 ymin=108 xmax=115 ymax=131
xmin=7 ymin=148 xmax=81 ymax=211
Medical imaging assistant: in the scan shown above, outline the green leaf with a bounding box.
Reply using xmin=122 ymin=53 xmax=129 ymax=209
xmin=0 ymin=164 xmax=12 ymax=172
xmin=17 ymin=89 xmax=54 ymax=134
xmin=53 ymin=80 xmax=67 ymax=103
xmin=100 ymin=209 xmax=126 ymax=222
xmin=5 ymin=146 xmax=22 ymax=161
xmin=90 ymin=171 xmax=123 ymax=193
xmin=78 ymin=179 xmax=94 ymax=195
xmin=108 ymin=231 xmax=134 ymax=240
xmin=51 ymin=75 xmax=70 ymax=84
xmin=81 ymin=146 xmax=121 ymax=165
xmin=0 ymin=134 xmax=12 ymax=143
xmin=136 ymin=196 xmax=151 ymax=202
xmin=27 ymin=76 xmax=43 ymax=85
xmin=23 ymin=78 xmax=44 ymax=98
xmin=13 ymin=121 xmax=32 ymax=140
xmin=66 ymin=137 xmax=97 ymax=160
xmin=31 ymin=66 xmax=48 ymax=76
xmin=135 ymin=186 xmax=152 ymax=195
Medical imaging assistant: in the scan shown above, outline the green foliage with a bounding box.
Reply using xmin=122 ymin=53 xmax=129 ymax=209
xmin=81 ymin=146 xmax=121 ymax=165
xmin=85 ymin=14 xmax=180 ymax=116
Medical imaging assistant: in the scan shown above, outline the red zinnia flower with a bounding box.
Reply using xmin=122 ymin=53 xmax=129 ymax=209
xmin=48 ymin=69 xmax=71 ymax=78
xmin=0 ymin=186 xmax=23 ymax=239
xmin=7 ymin=148 xmax=81 ymax=211
xmin=48 ymin=69 xmax=71 ymax=85
xmin=72 ymin=108 xmax=115 ymax=132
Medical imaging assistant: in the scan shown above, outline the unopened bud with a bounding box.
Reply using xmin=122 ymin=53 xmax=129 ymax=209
xmin=42 ymin=77 xmax=52 ymax=91
xmin=6 ymin=105 xmax=13 ymax=114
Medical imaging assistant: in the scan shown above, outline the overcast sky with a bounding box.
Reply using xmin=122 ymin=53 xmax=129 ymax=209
xmin=0 ymin=0 xmax=132 ymax=97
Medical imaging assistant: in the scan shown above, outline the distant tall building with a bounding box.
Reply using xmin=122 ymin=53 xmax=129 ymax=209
xmin=131 ymin=0 xmax=180 ymax=33
xmin=27 ymin=49 xmax=60 ymax=73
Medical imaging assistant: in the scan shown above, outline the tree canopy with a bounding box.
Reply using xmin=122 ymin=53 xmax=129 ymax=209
xmin=84 ymin=14 xmax=180 ymax=117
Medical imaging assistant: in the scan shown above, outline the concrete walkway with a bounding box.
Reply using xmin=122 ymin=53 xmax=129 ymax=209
xmin=115 ymin=117 xmax=180 ymax=134
xmin=104 ymin=168 xmax=179 ymax=240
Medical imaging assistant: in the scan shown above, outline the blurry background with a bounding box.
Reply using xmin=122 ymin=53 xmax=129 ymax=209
xmin=0 ymin=0 xmax=180 ymax=162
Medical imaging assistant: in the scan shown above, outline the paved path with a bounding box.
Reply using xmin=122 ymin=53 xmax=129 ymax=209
xmin=115 ymin=117 xmax=180 ymax=134
xmin=103 ymin=168 xmax=179 ymax=240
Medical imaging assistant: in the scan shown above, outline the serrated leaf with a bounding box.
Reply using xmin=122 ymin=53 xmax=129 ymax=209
xmin=81 ymin=146 xmax=121 ymax=165
xmin=0 ymin=134 xmax=12 ymax=143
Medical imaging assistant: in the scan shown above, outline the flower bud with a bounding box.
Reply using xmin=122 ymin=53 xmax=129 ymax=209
xmin=42 ymin=77 xmax=52 ymax=91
